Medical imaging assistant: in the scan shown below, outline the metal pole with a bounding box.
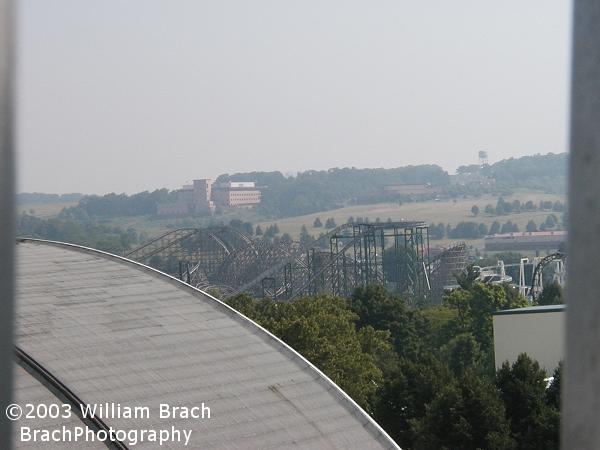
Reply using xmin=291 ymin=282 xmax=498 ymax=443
xmin=0 ymin=0 xmax=14 ymax=446
xmin=564 ymin=1 xmax=600 ymax=447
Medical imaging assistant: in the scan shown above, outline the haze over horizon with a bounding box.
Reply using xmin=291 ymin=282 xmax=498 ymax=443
xmin=17 ymin=0 xmax=571 ymax=195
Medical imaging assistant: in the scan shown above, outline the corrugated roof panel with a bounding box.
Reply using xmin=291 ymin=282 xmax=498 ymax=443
xmin=12 ymin=365 xmax=105 ymax=449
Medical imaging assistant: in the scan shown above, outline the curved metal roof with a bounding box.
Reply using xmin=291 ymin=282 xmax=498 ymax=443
xmin=12 ymin=364 xmax=104 ymax=449
xmin=13 ymin=239 xmax=399 ymax=449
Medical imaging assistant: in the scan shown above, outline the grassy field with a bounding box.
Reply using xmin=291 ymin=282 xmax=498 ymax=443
xmin=258 ymin=191 xmax=566 ymax=249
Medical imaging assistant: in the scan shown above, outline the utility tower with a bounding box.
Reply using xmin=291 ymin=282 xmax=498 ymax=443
xmin=478 ymin=150 xmax=489 ymax=166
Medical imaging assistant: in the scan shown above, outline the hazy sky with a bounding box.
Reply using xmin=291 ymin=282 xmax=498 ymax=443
xmin=17 ymin=0 xmax=571 ymax=194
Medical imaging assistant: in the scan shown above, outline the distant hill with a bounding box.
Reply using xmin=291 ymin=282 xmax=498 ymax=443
xmin=458 ymin=152 xmax=567 ymax=194
xmin=217 ymin=165 xmax=449 ymax=217
xmin=43 ymin=153 xmax=567 ymax=221
xmin=220 ymin=153 xmax=567 ymax=217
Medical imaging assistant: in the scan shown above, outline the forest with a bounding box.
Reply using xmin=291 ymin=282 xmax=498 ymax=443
xmin=226 ymin=281 xmax=561 ymax=450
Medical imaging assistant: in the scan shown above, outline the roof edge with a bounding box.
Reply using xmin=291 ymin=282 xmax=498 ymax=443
xmin=494 ymin=305 xmax=565 ymax=316
xmin=16 ymin=238 xmax=400 ymax=450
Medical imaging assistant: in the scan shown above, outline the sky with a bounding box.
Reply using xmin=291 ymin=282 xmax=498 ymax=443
xmin=16 ymin=0 xmax=572 ymax=194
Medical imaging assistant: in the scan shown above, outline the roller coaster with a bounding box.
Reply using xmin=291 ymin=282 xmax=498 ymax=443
xmin=126 ymin=222 xmax=468 ymax=303
xmin=475 ymin=251 xmax=566 ymax=301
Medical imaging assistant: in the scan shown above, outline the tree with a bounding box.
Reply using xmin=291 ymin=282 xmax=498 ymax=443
xmin=546 ymin=362 xmax=562 ymax=410
xmin=430 ymin=223 xmax=445 ymax=240
xmin=413 ymin=370 xmax=516 ymax=450
xmin=471 ymin=205 xmax=480 ymax=216
xmin=264 ymin=224 xmax=277 ymax=238
xmin=227 ymin=294 xmax=388 ymax=412
xmin=490 ymin=221 xmax=501 ymax=234
xmin=350 ymin=285 xmax=424 ymax=358
xmin=280 ymin=233 xmax=293 ymax=246
xmin=300 ymin=225 xmax=315 ymax=248
xmin=496 ymin=354 xmax=559 ymax=450
xmin=501 ymin=221 xmax=518 ymax=234
xmin=545 ymin=214 xmax=557 ymax=229
xmin=375 ymin=355 xmax=453 ymax=447
xmin=229 ymin=219 xmax=243 ymax=230
xmin=485 ymin=204 xmax=495 ymax=215
xmin=496 ymin=197 xmax=508 ymax=215
xmin=444 ymin=283 xmax=526 ymax=353
xmin=440 ymin=332 xmax=485 ymax=377
xmin=313 ymin=217 xmax=323 ymax=228
xmin=242 ymin=221 xmax=254 ymax=236
xmin=478 ymin=223 xmax=489 ymax=236
xmin=526 ymin=220 xmax=538 ymax=232
xmin=325 ymin=218 xmax=337 ymax=228
xmin=537 ymin=281 xmax=563 ymax=305
xmin=347 ymin=216 xmax=354 ymax=224
xmin=448 ymin=222 xmax=481 ymax=239
xmin=255 ymin=225 xmax=263 ymax=236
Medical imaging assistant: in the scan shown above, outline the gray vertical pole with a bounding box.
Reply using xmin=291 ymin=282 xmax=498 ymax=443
xmin=564 ymin=1 xmax=600 ymax=448
xmin=0 ymin=0 xmax=14 ymax=447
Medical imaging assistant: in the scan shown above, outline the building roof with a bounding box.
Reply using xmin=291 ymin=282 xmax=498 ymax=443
xmin=13 ymin=239 xmax=399 ymax=449
xmin=493 ymin=304 xmax=565 ymax=316
xmin=486 ymin=231 xmax=567 ymax=239
xmin=13 ymin=364 xmax=104 ymax=449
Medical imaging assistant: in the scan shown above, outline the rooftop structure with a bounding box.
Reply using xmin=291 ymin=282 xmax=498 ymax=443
xmin=493 ymin=305 xmax=565 ymax=372
xmin=13 ymin=239 xmax=399 ymax=449
xmin=484 ymin=231 xmax=566 ymax=251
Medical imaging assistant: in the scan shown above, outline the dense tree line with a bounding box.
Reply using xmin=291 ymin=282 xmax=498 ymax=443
xmin=429 ymin=220 xmax=526 ymax=240
xmin=16 ymin=213 xmax=142 ymax=254
xmin=59 ymin=189 xmax=177 ymax=219
xmin=226 ymin=283 xmax=561 ymax=449
xmin=477 ymin=198 xmax=566 ymax=217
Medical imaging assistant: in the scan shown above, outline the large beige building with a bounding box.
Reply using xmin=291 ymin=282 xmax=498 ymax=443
xmin=211 ymin=181 xmax=262 ymax=208
xmin=493 ymin=305 xmax=564 ymax=372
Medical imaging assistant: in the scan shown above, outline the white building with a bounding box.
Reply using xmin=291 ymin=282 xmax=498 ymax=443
xmin=493 ymin=305 xmax=564 ymax=372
